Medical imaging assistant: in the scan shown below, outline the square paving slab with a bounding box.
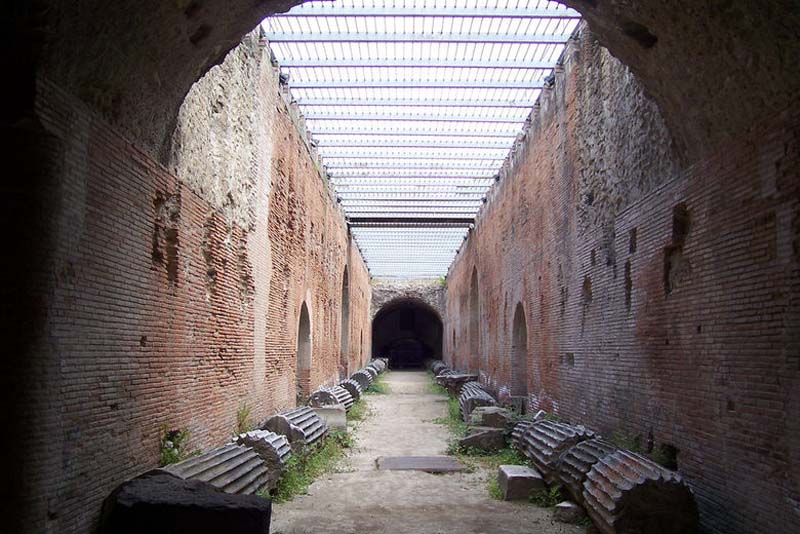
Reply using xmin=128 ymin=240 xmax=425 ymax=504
xmin=375 ymin=456 xmax=467 ymax=473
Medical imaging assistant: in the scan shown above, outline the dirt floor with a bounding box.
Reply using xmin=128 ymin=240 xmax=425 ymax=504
xmin=271 ymin=370 xmax=587 ymax=534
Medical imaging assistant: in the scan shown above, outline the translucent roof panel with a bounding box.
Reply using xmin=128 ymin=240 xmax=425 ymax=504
xmin=263 ymin=0 xmax=580 ymax=278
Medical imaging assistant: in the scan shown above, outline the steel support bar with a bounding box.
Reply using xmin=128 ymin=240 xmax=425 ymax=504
xmin=327 ymin=162 xmax=499 ymax=168
xmin=277 ymin=7 xmax=581 ymax=17
xmin=316 ymin=139 xmax=515 ymax=149
xmin=364 ymin=250 xmax=458 ymax=254
xmin=306 ymin=113 xmax=524 ymax=123
xmin=344 ymin=204 xmax=481 ymax=209
xmin=265 ymin=32 xmax=570 ymax=44
xmin=332 ymin=176 xmax=494 ymax=181
xmin=360 ymin=246 xmax=462 ymax=251
xmin=336 ymin=187 xmax=489 ymax=191
xmin=338 ymin=195 xmax=485 ymax=200
xmin=312 ymin=128 xmax=516 ymax=137
xmin=280 ymin=58 xmax=557 ymax=69
xmin=291 ymin=79 xmax=545 ymax=88
xmin=322 ymin=154 xmax=506 ymax=160
xmin=366 ymin=263 xmax=454 ymax=266
xmin=346 ymin=209 xmax=478 ymax=219
xmin=333 ymin=178 xmax=494 ymax=183
xmin=298 ymin=98 xmax=537 ymax=108
xmin=349 ymin=217 xmax=474 ymax=226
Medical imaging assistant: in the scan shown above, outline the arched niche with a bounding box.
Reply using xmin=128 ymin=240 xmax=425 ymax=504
xmin=296 ymin=301 xmax=312 ymax=401
xmin=511 ymin=303 xmax=529 ymax=398
xmin=340 ymin=267 xmax=350 ymax=378
xmin=469 ymin=267 xmax=480 ymax=369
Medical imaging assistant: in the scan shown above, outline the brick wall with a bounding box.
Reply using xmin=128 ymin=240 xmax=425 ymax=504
xmin=445 ymin=28 xmax=799 ymax=534
xmin=24 ymin=32 xmax=370 ymax=533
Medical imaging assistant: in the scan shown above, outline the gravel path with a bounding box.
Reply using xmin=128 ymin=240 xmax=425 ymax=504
xmin=270 ymin=370 xmax=586 ymax=534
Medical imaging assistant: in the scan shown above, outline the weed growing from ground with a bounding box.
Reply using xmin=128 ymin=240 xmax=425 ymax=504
xmin=434 ymin=396 xmax=468 ymax=438
xmin=236 ymin=403 xmax=254 ymax=434
xmin=427 ymin=370 xmax=449 ymax=395
xmin=488 ymin=477 xmax=503 ymax=500
xmin=268 ymin=430 xmax=354 ymax=503
xmin=159 ymin=427 xmax=199 ymax=467
xmin=365 ymin=373 xmax=390 ymax=395
xmin=530 ymin=485 xmax=565 ymax=508
xmin=346 ymin=399 xmax=371 ymax=423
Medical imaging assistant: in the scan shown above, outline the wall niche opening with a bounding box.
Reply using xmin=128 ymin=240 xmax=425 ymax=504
xmin=511 ymin=303 xmax=529 ymax=398
xmin=296 ymin=301 xmax=311 ymax=404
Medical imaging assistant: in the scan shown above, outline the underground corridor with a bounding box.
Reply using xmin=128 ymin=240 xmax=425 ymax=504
xmin=372 ymin=300 xmax=443 ymax=369
xmin=3 ymin=0 xmax=799 ymax=533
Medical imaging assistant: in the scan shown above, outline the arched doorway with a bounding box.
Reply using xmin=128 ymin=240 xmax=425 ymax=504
xmin=340 ymin=268 xmax=350 ymax=379
xmin=372 ymin=299 xmax=443 ymax=369
xmin=296 ymin=301 xmax=311 ymax=402
xmin=511 ymin=303 xmax=529 ymax=398
xmin=469 ymin=267 xmax=480 ymax=370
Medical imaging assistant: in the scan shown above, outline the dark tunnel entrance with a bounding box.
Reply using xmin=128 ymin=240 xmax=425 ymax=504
xmin=372 ymin=300 xmax=443 ymax=369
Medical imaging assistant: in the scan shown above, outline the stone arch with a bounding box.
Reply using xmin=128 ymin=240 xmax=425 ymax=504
xmin=340 ymin=266 xmax=350 ymax=378
xmin=372 ymin=297 xmax=443 ymax=369
xmin=22 ymin=1 xmax=800 ymax=163
xmin=511 ymin=302 xmax=529 ymax=398
xmin=296 ymin=300 xmax=312 ymax=402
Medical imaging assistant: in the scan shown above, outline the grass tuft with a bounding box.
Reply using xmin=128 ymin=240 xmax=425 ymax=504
xmin=346 ymin=399 xmax=371 ymax=423
xmin=488 ymin=476 xmax=504 ymax=500
xmin=530 ymin=485 xmax=565 ymax=508
xmin=365 ymin=373 xmax=390 ymax=395
xmin=429 ymin=381 xmax=448 ymax=395
xmin=268 ymin=430 xmax=354 ymax=503
xmin=433 ymin=396 xmax=468 ymax=438
xmin=159 ymin=427 xmax=200 ymax=467
xmin=236 ymin=403 xmax=254 ymax=434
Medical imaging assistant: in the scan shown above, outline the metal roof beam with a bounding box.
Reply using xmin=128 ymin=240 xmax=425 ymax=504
xmin=333 ymin=179 xmax=494 ymax=184
xmin=337 ymin=186 xmax=490 ymax=190
xmin=315 ymin=139 xmax=515 ymax=149
xmin=291 ymin=79 xmax=545 ymax=89
xmin=280 ymin=58 xmax=557 ymax=69
xmin=344 ymin=204 xmax=481 ymax=209
xmin=313 ymin=127 xmax=516 ymax=137
xmin=348 ymin=212 xmax=478 ymax=217
xmin=322 ymin=154 xmax=506 ymax=160
xmin=277 ymin=7 xmax=581 ymax=18
xmin=328 ymin=161 xmax=499 ymax=168
xmin=366 ymin=262 xmax=455 ymax=266
xmin=349 ymin=217 xmax=474 ymax=226
xmin=298 ymin=98 xmax=536 ymax=108
xmin=338 ymin=195 xmax=486 ymax=200
xmin=306 ymin=113 xmax=524 ymax=123
xmin=266 ymin=33 xmax=570 ymax=44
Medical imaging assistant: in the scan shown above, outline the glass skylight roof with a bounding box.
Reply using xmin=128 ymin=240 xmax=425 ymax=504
xmin=263 ymin=0 xmax=579 ymax=278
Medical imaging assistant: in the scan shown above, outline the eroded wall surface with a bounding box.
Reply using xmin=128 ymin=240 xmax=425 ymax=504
xmin=24 ymin=31 xmax=370 ymax=533
xmin=445 ymin=27 xmax=799 ymax=534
